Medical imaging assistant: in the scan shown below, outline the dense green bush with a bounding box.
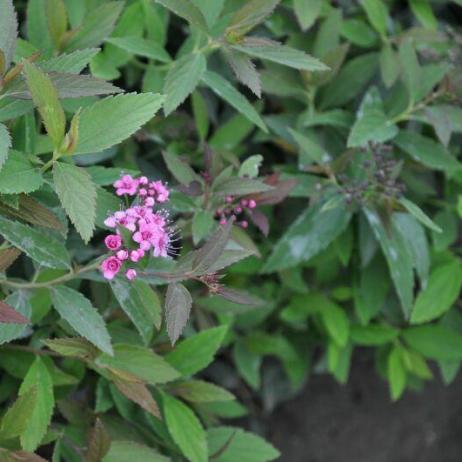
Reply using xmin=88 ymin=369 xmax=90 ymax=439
xmin=1 ymin=0 xmax=462 ymax=460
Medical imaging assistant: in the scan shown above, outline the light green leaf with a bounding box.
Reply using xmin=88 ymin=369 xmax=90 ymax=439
xmin=227 ymin=0 xmax=280 ymax=36
xmin=399 ymin=39 xmax=420 ymax=105
xmin=53 ymin=161 xmax=97 ymax=243
xmin=207 ymin=427 xmax=280 ymax=462
xmin=234 ymin=42 xmax=328 ymax=71
xmin=192 ymin=211 xmax=215 ymax=245
xmin=74 ymin=93 xmax=164 ymax=155
xmin=294 ymin=0 xmax=322 ymax=30
xmin=103 ymin=441 xmax=170 ymax=462
xmin=18 ymin=357 xmax=54 ymax=451
xmin=361 ymin=0 xmax=388 ymax=36
xmin=402 ymin=325 xmax=462 ymax=361
xmin=26 ymin=0 xmax=52 ymax=53
xmin=96 ymin=344 xmax=180 ymax=385
xmin=388 ymin=347 xmax=406 ymax=401
xmin=170 ymin=380 xmax=234 ymax=403
xmin=40 ymin=48 xmax=99 ymax=73
xmin=110 ymin=278 xmax=162 ymax=344
xmin=166 ymin=326 xmax=228 ymax=376
xmin=0 ymin=150 xmax=42 ymax=194
xmin=320 ymin=298 xmax=350 ymax=347
xmin=399 ymin=197 xmax=442 ymax=233
xmin=202 ymin=70 xmax=267 ymax=132
xmin=394 ymin=131 xmax=461 ymax=173
xmin=0 ymin=215 xmax=70 ymax=269
xmin=364 ymin=209 xmax=414 ymax=317
xmin=347 ymin=87 xmax=398 ymax=147
xmin=23 ymin=61 xmax=65 ymax=148
xmin=238 ymin=154 xmax=263 ymax=178
xmin=0 ymin=0 xmax=18 ymax=69
xmin=155 ymin=0 xmax=207 ymax=31
xmin=163 ymin=393 xmax=207 ymax=462
xmin=262 ymin=199 xmax=352 ymax=273
xmin=106 ymin=36 xmax=171 ymax=63
xmin=164 ymin=53 xmax=206 ymax=116
xmin=350 ymin=324 xmax=398 ymax=345
xmin=409 ymin=0 xmax=437 ymax=29
xmin=51 ymin=286 xmax=113 ymax=355
xmin=410 ymin=261 xmax=462 ymax=324
xmin=64 ymin=2 xmax=124 ymax=52
xmin=380 ymin=44 xmax=400 ymax=88
xmin=191 ymin=0 xmax=225 ymax=27
xmin=0 ymin=122 xmax=11 ymax=171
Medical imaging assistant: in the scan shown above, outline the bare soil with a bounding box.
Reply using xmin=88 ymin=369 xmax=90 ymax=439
xmin=266 ymin=355 xmax=462 ymax=462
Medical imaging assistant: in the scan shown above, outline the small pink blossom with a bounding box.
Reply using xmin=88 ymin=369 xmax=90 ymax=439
xmin=101 ymin=256 xmax=122 ymax=280
xmin=151 ymin=181 xmax=169 ymax=203
xmin=240 ymin=220 xmax=248 ymax=229
xmin=114 ymin=175 xmax=139 ymax=196
xmin=126 ymin=269 xmax=137 ymax=280
xmin=248 ymin=199 xmax=257 ymax=209
xmin=104 ymin=234 xmax=122 ymax=251
xmin=130 ymin=249 xmax=143 ymax=262
xmin=144 ymin=197 xmax=155 ymax=207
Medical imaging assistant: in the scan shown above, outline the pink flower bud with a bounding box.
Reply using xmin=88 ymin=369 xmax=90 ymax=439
xmin=144 ymin=197 xmax=155 ymax=207
xmin=235 ymin=207 xmax=242 ymax=214
xmin=219 ymin=218 xmax=227 ymax=225
xmin=241 ymin=199 xmax=248 ymax=207
xmin=139 ymin=176 xmax=149 ymax=185
xmin=139 ymin=188 xmax=147 ymax=196
xmin=130 ymin=250 xmax=142 ymax=262
xmin=226 ymin=195 xmax=233 ymax=203
xmin=104 ymin=216 xmax=117 ymax=228
xmin=104 ymin=234 xmax=122 ymax=251
xmin=126 ymin=269 xmax=137 ymax=280
xmin=248 ymin=200 xmax=257 ymax=209
xmin=240 ymin=220 xmax=248 ymax=229
xmin=116 ymin=250 xmax=129 ymax=261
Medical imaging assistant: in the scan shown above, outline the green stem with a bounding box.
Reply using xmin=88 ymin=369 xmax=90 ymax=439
xmin=0 ymin=260 xmax=101 ymax=289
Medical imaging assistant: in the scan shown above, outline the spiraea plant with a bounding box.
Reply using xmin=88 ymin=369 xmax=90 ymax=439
xmin=1 ymin=0 xmax=462 ymax=460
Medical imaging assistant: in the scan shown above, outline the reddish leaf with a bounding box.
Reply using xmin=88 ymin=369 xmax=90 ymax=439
xmin=0 ymin=300 xmax=30 ymax=324
xmin=248 ymin=174 xmax=297 ymax=205
xmin=247 ymin=209 xmax=269 ymax=236
xmin=114 ymin=380 xmax=161 ymax=418
xmin=85 ymin=418 xmax=111 ymax=462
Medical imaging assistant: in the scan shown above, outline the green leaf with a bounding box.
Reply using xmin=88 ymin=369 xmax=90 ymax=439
xmin=320 ymin=298 xmax=350 ymax=347
xmin=350 ymin=324 xmax=398 ymax=345
xmin=202 ymin=70 xmax=267 ymax=132
xmin=388 ymin=347 xmax=406 ymax=400
xmin=74 ymin=93 xmax=164 ymax=155
xmin=170 ymin=380 xmax=234 ymax=403
xmin=64 ymin=2 xmax=124 ymax=52
xmin=399 ymin=39 xmax=420 ymax=106
xmin=347 ymin=87 xmax=398 ymax=147
xmin=341 ymin=19 xmax=377 ymax=48
xmin=0 ymin=122 xmax=11 ymax=171
xmin=364 ymin=209 xmax=414 ymax=317
xmin=106 ymin=36 xmax=171 ymax=63
xmin=162 ymin=150 xmax=200 ymax=185
xmin=207 ymin=427 xmax=280 ymax=462
xmin=0 ymin=215 xmax=70 ymax=269
xmin=223 ymin=49 xmax=261 ymax=98
xmin=399 ymin=197 xmax=442 ymax=233
xmin=51 ymin=286 xmax=113 ymax=355
xmin=163 ymin=393 xmax=207 ymax=462
xmin=0 ymin=150 xmax=43 ymax=194
xmin=96 ymin=344 xmax=180 ymax=385
xmin=0 ymin=0 xmax=18 ymax=69
xmin=238 ymin=154 xmax=263 ymax=178
xmin=46 ymin=0 xmax=67 ymax=47
xmin=321 ymin=52 xmax=378 ymax=109
xmin=103 ymin=441 xmax=169 ymax=462
xmin=234 ymin=42 xmax=328 ymax=71
xmin=294 ymin=0 xmax=322 ymax=30
xmin=409 ymin=0 xmax=437 ymax=30
xmin=402 ymin=325 xmax=462 ymax=361
xmin=40 ymin=48 xmax=99 ymax=73
xmin=18 ymin=357 xmax=54 ymax=451
xmin=155 ymin=0 xmax=207 ymax=31
xmin=215 ymin=177 xmax=273 ymax=196
xmin=53 ymin=162 xmax=96 ymax=243
xmin=262 ymin=199 xmax=352 ymax=273
xmin=110 ymin=279 xmax=162 ymax=344
xmin=23 ymin=61 xmax=65 ymax=148
xmin=165 ymin=283 xmax=193 ymax=345
xmin=166 ymin=326 xmax=228 ymax=376
xmin=192 ymin=211 xmax=215 ymax=245
xmin=191 ymin=90 xmax=209 ymax=142
xmin=227 ymin=0 xmax=280 ymax=36
xmin=410 ymin=261 xmax=462 ymax=324
xmin=380 ymin=44 xmax=400 ymax=88
xmin=233 ymin=341 xmax=261 ymax=389
xmin=394 ymin=130 xmax=461 ymax=173
xmin=361 ymin=0 xmax=388 ymax=36
xmin=163 ymin=53 xmax=206 ymax=116
xmin=0 ymin=291 xmax=32 ymax=345
xmin=191 ymin=0 xmax=224 ymax=28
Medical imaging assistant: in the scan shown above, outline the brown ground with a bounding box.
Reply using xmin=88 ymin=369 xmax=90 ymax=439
xmin=266 ymin=355 xmax=462 ymax=462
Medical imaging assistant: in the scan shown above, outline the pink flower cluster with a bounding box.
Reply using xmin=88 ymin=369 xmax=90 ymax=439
xmin=215 ymin=196 xmax=257 ymax=229
xmin=101 ymin=174 xmax=171 ymax=281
